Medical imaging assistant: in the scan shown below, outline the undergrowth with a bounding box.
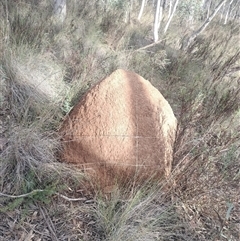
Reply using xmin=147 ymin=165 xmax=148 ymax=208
xmin=0 ymin=1 xmax=239 ymax=240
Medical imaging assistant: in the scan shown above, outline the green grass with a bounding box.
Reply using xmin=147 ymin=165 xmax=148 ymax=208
xmin=0 ymin=1 xmax=240 ymax=240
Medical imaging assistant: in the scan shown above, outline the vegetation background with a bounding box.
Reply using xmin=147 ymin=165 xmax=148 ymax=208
xmin=0 ymin=0 xmax=239 ymax=240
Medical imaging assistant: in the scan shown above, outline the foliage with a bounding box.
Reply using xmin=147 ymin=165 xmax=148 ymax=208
xmin=92 ymin=186 xmax=196 ymax=241
xmin=0 ymin=0 xmax=239 ymax=240
xmin=177 ymin=0 xmax=204 ymax=21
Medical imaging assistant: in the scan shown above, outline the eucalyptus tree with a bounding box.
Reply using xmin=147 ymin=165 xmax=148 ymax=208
xmin=206 ymin=0 xmax=212 ymax=19
xmin=53 ymin=0 xmax=66 ymax=23
xmin=167 ymin=0 xmax=173 ymax=19
xmin=164 ymin=0 xmax=180 ymax=33
xmin=153 ymin=0 xmax=162 ymax=42
xmin=138 ymin=0 xmax=147 ymax=21
xmin=181 ymin=0 xmax=227 ymax=51
xmin=153 ymin=0 xmax=165 ymax=43
xmin=224 ymin=0 xmax=234 ymax=24
xmin=231 ymin=0 xmax=240 ymax=20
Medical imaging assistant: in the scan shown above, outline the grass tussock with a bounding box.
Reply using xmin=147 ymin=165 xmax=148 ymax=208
xmin=91 ymin=182 xmax=198 ymax=241
xmin=0 ymin=1 xmax=240 ymax=240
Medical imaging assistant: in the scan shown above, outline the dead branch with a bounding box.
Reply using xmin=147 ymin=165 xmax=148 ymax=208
xmin=0 ymin=190 xmax=86 ymax=202
xmin=134 ymin=39 xmax=165 ymax=52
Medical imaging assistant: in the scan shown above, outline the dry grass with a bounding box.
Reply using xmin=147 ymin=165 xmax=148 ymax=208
xmin=0 ymin=1 xmax=240 ymax=240
xmin=163 ymin=30 xmax=240 ymax=240
xmin=91 ymin=181 xmax=199 ymax=241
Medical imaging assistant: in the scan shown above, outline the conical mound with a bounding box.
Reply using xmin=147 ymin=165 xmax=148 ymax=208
xmin=60 ymin=69 xmax=177 ymax=187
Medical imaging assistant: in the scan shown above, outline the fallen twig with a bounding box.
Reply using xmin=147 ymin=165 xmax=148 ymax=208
xmin=56 ymin=193 xmax=86 ymax=202
xmin=0 ymin=189 xmax=44 ymax=198
xmin=0 ymin=190 xmax=86 ymax=202
xmin=134 ymin=39 xmax=165 ymax=52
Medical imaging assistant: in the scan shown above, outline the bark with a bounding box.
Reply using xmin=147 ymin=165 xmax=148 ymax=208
xmin=188 ymin=2 xmax=195 ymax=24
xmin=181 ymin=0 xmax=227 ymax=51
xmin=220 ymin=1 xmax=225 ymax=21
xmin=162 ymin=0 xmax=167 ymax=10
xmin=158 ymin=0 xmax=164 ymax=29
xmin=164 ymin=0 xmax=179 ymax=34
xmin=4 ymin=0 xmax=10 ymax=43
xmin=154 ymin=0 xmax=161 ymax=42
xmin=229 ymin=0 xmax=237 ymax=17
xmin=207 ymin=0 xmax=212 ymax=19
xmin=168 ymin=0 xmax=172 ymax=19
xmin=224 ymin=0 xmax=234 ymax=24
xmin=125 ymin=0 xmax=134 ymax=24
xmin=53 ymin=0 xmax=66 ymax=23
xmin=201 ymin=0 xmax=210 ymax=9
xmin=230 ymin=5 xmax=238 ymax=20
xmin=138 ymin=0 xmax=147 ymax=21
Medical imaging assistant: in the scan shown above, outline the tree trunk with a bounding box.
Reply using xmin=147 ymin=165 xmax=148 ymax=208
xmin=188 ymin=2 xmax=194 ymax=25
xmin=138 ymin=0 xmax=147 ymax=21
xmin=230 ymin=4 xmax=238 ymax=21
xmin=164 ymin=0 xmax=179 ymax=34
xmin=181 ymin=0 xmax=227 ymax=51
xmin=201 ymin=0 xmax=206 ymax=8
xmin=154 ymin=0 xmax=161 ymax=42
xmin=224 ymin=0 xmax=234 ymax=24
xmin=232 ymin=0 xmax=240 ymax=20
xmin=158 ymin=1 xmax=164 ymax=29
xmin=207 ymin=0 xmax=212 ymax=19
xmin=53 ymin=0 xmax=66 ymax=23
xmin=220 ymin=2 xmax=225 ymax=21
xmin=125 ymin=0 xmax=133 ymax=24
xmin=168 ymin=0 xmax=172 ymax=19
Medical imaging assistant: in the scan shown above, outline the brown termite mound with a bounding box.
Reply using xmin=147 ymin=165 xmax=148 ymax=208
xmin=60 ymin=69 xmax=177 ymax=191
